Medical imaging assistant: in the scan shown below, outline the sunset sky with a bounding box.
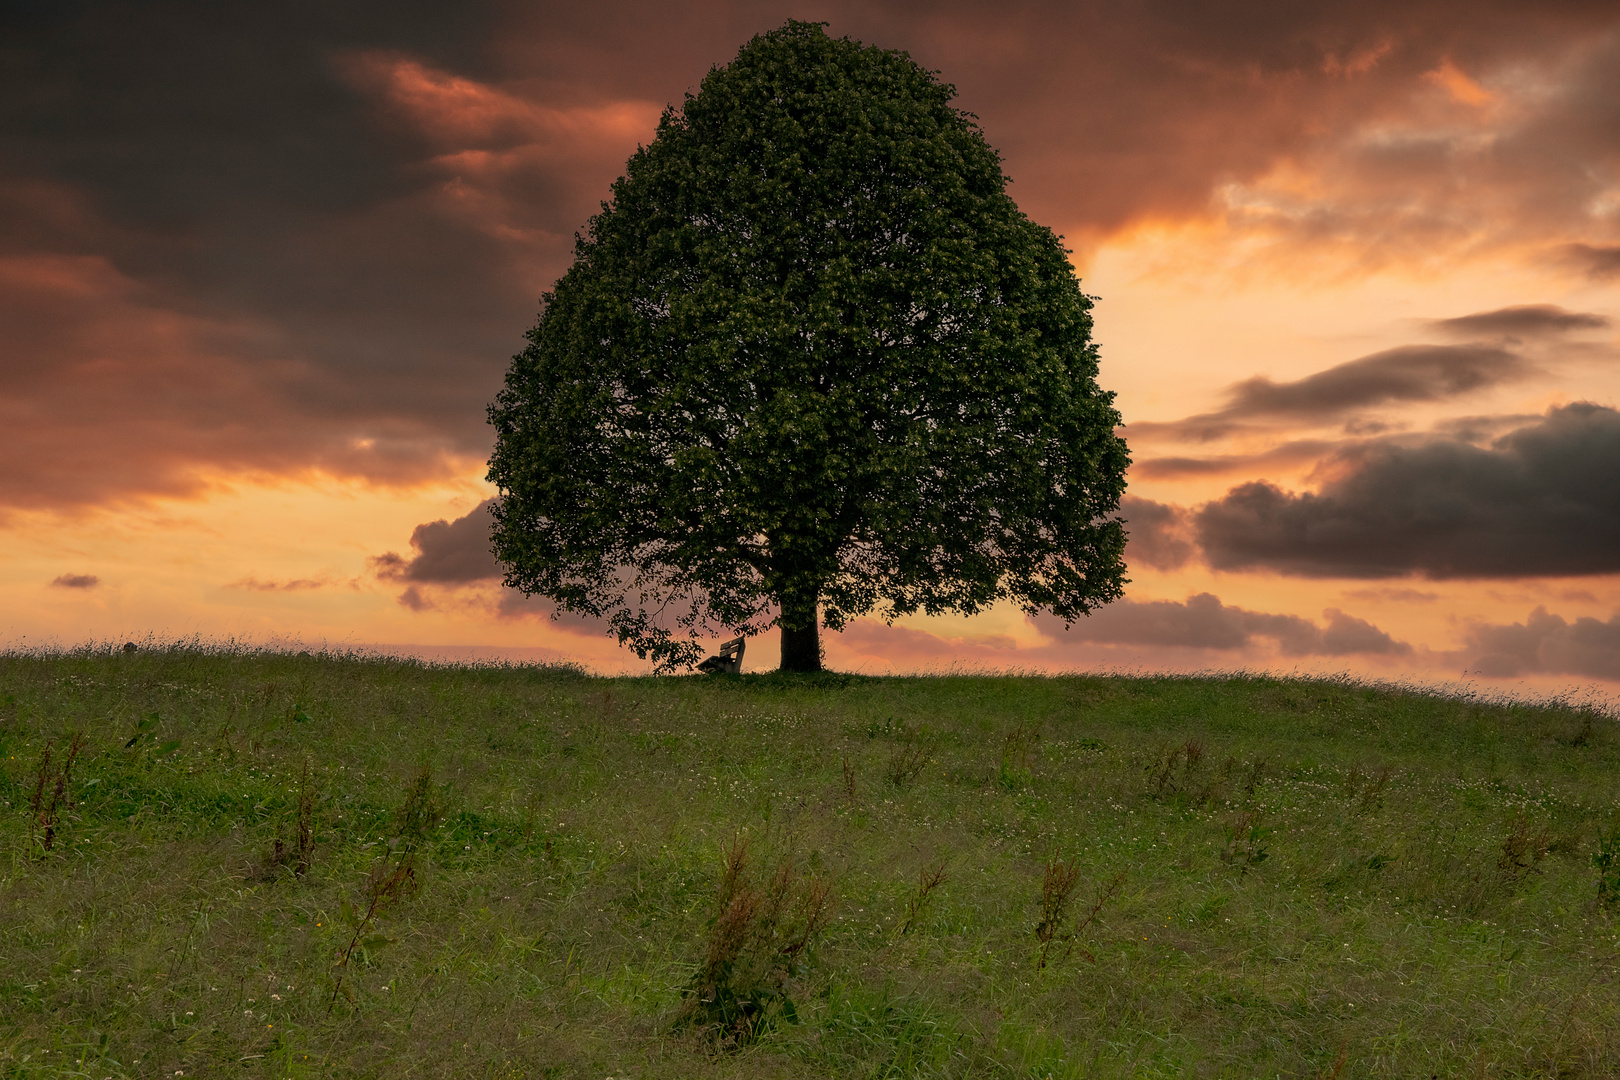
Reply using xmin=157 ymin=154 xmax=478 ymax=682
xmin=3 ymin=1 xmax=1618 ymax=690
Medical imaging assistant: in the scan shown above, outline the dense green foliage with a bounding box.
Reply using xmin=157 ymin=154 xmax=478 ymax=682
xmin=487 ymin=22 xmax=1128 ymax=671
xmin=4 ymin=647 xmax=1620 ymax=1077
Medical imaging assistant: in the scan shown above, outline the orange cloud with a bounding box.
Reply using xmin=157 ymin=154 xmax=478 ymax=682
xmin=336 ymin=51 xmax=662 ymax=252
xmin=0 ymin=251 xmax=476 ymax=515
xmin=338 ymin=52 xmax=659 ymax=151
xmin=1206 ymin=31 xmax=1620 ymax=274
xmin=1425 ymin=59 xmax=1493 ymax=107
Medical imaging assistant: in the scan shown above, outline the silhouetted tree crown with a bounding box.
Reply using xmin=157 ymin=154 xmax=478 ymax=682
xmin=487 ymin=20 xmax=1129 ymax=672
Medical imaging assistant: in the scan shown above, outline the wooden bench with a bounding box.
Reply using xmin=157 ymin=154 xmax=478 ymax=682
xmin=696 ymin=637 xmax=746 ymax=674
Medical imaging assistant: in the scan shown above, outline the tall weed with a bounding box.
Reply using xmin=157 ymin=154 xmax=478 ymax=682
xmin=27 ymin=732 xmax=85 ymax=854
xmin=1220 ymin=809 xmax=1272 ymax=874
xmin=1148 ymin=740 xmax=1207 ymax=800
xmin=1499 ymin=814 xmax=1554 ymax=877
xmin=267 ymin=759 xmax=317 ymax=877
xmin=1035 ymin=860 xmax=1124 ymax=969
xmin=329 ymin=762 xmax=442 ymax=1010
xmin=679 ymin=834 xmax=834 ymax=1046
xmin=898 ymin=859 xmax=947 ymax=936
xmin=884 ymin=731 xmax=929 ymax=788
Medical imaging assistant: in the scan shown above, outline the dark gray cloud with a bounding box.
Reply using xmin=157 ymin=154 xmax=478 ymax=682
xmin=1429 ymin=304 xmax=1610 ymax=338
xmin=1465 ymin=607 xmax=1620 ymax=679
xmin=372 ymin=499 xmax=498 ymax=584
xmin=1196 ymin=402 xmax=1620 ymax=578
xmin=1119 ymin=495 xmax=1195 ymax=571
xmin=1036 ymin=593 xmax=1408 ymax=655
xmin=372 ymin=501 xmax=615 ymax=633
xmin=49 ymin=572 xmax=98 ymax=589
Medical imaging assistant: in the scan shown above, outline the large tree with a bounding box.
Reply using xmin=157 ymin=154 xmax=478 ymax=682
xmin=487 ymin=21 xmax=1129 ymax=673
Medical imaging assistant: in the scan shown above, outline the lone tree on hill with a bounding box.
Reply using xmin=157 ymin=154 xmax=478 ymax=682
xmin=487 ymin=21 xmax=1129 ymax=673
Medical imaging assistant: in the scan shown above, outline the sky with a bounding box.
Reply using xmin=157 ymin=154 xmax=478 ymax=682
xmin=3 ymin=0 xmax=1618 ymax=690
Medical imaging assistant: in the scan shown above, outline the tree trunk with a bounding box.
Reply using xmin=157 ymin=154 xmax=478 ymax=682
xmin=779 ymin=601 xmax=822 ymax=673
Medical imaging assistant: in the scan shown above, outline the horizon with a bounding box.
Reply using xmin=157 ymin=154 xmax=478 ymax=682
xmin=6 ymin=636 xmax=1618 ymax=719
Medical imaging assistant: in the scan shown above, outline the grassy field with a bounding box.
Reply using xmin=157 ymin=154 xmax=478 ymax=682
xmin=2 ymin=647 xmax=1618 ymax=1079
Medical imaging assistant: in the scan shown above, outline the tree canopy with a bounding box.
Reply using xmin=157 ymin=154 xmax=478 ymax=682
xmin=486 ymin=20 xmax=1129 ymax=672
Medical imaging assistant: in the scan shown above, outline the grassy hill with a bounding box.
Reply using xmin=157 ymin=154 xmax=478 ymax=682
xmin=1 ymin=647 xmax=1617 ymax=1079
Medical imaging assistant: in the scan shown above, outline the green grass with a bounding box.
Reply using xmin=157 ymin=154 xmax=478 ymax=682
xmin=2 ymin=646 xmax=1618 ymax=1078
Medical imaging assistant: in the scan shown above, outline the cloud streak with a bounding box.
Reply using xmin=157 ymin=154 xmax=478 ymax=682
xmin=227 ymin=576 xmax=357 ymax=592
xmin=1429 ymin=304 xmax=1610 ymax=338
xmin=1132 ymin=440 xmax=1340 ymax=480
xmin=1137 ymin=345 xmax=1533 ymax=442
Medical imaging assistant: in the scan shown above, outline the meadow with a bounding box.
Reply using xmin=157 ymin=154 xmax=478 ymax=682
xmin=1 ymin=645 xmax=1618 ymax=1078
